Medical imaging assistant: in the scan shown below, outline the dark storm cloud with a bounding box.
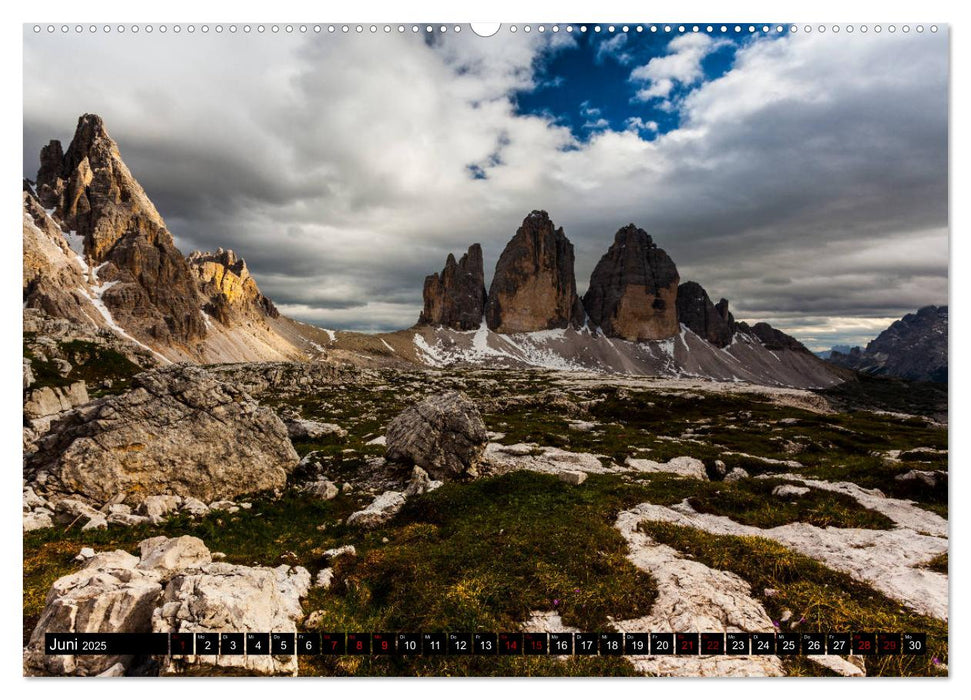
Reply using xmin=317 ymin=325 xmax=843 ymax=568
xmin=22 ymin=27 xmax=948 ymax=348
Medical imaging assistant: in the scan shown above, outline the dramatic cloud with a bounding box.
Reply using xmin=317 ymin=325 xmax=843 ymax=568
xmin=23 ymin=27 xmax=948 ymax=348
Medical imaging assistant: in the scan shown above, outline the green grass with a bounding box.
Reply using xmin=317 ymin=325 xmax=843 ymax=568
xmin=639 ymin=522 xmax=947 ymax=677
xmin=924 ymin=552 xmax=948 ymax=575
xmin=298 ymin=471 xmax=655 ymax=676
xmin=620 ymin=473 xmax=894 ymax=529
xmin=684 ymin=478 xmax=895 ymax=530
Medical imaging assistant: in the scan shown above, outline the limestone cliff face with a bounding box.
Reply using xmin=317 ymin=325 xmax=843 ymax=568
xmin=583 ymin=224 xmax=679 ymax=341
xmin=187 ymin=248 xmax=279 ymax=326
xmin=418 ymin=244 xmax=487 ymax=331
xmin=485 ymin=211 xmax=584 ymax=333
xmin=676 ymin=281 xmax=735 ymax=348
xmin=22 ymin=182 xmax=100 ymax=328
xmin=34 ymin=114 xmax=206 ymax=347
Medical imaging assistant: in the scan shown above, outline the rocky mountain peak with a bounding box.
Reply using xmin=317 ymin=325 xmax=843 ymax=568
xmin=188 ymin=248 xmax=279 ymax=325
xmin=828 ymin=305 xmax=947 ymax=382
xmin=36 ymin=113 xmax=167 ymax=261
xmin=583 ymin=224 xmax=680 ymax=341
xmin=32 ymin=114 xmax=206 ymax=348
xmin=418 ymin=244 xmax=486 ymax=330
xmin=676 ymin=281 xmax=735 ymax=348
xmin=485 ymin=211 xmax=584 ymax=332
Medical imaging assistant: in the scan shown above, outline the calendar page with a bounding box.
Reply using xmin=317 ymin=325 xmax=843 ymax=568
xmin=22 ymin=21 xmax=948 ymax=678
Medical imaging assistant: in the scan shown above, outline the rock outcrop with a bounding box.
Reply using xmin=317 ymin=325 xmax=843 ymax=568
xmin=485 ymin=211 xmax=584 ymax=332
xmin=741 ymin=322 xmax=810 ymax=353
xmin=418 ymin=244 xmax=487 ymax=330
xmin=23 ymin=381 xmax=89 ymax=421
xmin=26 ymin=364 xmax=298 ymax=507
xmin=34 ymin=114 xmax=207 ymax=348
xmin=828 ymin=306 xmax=947 ymax=383
xmin=22 ymin=184 xmax=103 ymax=329
xmin=24 ymin=536 xmax=310 ymax=677
xmin=187 ymin=248 xmax=279 ymax=326
xmin=583 ymin=224 xmax=680 ymax=341
xmin=676 ymin=281 xmax=735 ymax=347
xmin=385 ymin=391 xmax=488 ymax=479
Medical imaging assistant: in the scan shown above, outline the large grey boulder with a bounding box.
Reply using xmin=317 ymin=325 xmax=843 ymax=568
xmin=385 ymin=391 xmax=488 ymax=479
xmin=26 ymin=364 xmax=299 ymax=507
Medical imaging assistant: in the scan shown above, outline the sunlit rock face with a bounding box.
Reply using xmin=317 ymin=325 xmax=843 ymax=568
xmin=188 ymin=248 xmax=279 ymax=326
xmin=485 ymin=210 xmax=584 ymax=333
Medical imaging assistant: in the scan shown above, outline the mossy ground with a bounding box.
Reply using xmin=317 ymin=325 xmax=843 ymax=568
xmin=23 ymin=368 xmax=947 ymax=676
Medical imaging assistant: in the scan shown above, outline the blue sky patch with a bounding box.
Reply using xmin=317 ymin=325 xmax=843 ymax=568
xmin=515 ymin=28 xmax=784 ymax=142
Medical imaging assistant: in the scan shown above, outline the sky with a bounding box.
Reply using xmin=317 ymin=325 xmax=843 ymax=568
xmin=23 ymin=24 xmax=949 ymax=351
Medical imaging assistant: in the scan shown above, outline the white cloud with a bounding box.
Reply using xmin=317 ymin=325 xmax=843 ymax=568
xmin=23 ymin=29 xmax=948 ymax=346
xmin=624 ymin=116 xmax=659 ymax=133
xmin=630 ymin=33 xmax=728 ymax=101
xmin=595 ymin=32 xmax=632 ymax=65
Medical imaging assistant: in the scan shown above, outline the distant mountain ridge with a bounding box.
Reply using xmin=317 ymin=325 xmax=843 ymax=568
xmin=827 ymin=306 xmax=948 ymax=383
xmin=24 ymin=114 xmax=852 ymax=389
xmin=405 ymin=209 xmax=847 ymax=388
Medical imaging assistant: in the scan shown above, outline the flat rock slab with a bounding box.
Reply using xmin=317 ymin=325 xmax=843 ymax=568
xmin=630 ymin=499 xmax=947 ymax=621
xmin=485 ymin=442 xmax=611 ymax=474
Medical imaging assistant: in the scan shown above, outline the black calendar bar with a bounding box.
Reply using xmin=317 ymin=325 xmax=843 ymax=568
xmin=44 ymin=631 xmax=930 ymax=656
xmin=44 ymin=633 xmax=169 ymax=656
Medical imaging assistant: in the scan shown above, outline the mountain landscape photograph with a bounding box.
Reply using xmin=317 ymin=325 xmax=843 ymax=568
xmin=21 ymin=22 xmax=947 ymax=678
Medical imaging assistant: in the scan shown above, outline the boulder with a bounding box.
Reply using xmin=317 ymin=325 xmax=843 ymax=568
xmin=285 ymin=418 xmax=347 ymax=441
xmin=346 ymin=491 xmax=406 ymax=529
xmin=625 ymin=456 xmax=708 ymax=480
xmin=558 ymin=470 xmax=588 ymax=486
xmin=418 ymin=244 xmax=487 ymax=330
xmin=23 ymin=512 xmax=53 ymax=532
xmin=385 ymin=391 xmax=488 ymax=480
xmin=309 ymin=479 xmax=339 ymax=500
xmin=23 ymin=550 xmax=166 ymax=676
xmin=723 ymin=467 xmax=751 ymax=482
xmin=403 ymin=466 xmax=443 ymax=496
xmin=140 ymin=495 xmax=182 ymax=524
xmin=24 ymin=536 xmax=311 ymax=677
xmin=583 ymin=224 xmax=680 ymax=341
xmin=180 ymin=497 xmax=210 ymax=517
xmin=321 ymin=545 xmax=357 ymax=561
xmin=485 ymin=211 xmax=584 ymax=332
xmin=772 ymin=484 xmax=811 ymax=498
xmin=26 ymin=364 xmax=299 ymax=507
xmin=895 ymin=469 xmax=947 ymax=489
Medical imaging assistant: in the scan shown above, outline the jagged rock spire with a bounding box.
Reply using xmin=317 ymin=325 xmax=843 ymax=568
xmin=418 ymin=244 xmax=487 ymax=330
xmin=485 ymin=210 xmax=584 ymax=333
